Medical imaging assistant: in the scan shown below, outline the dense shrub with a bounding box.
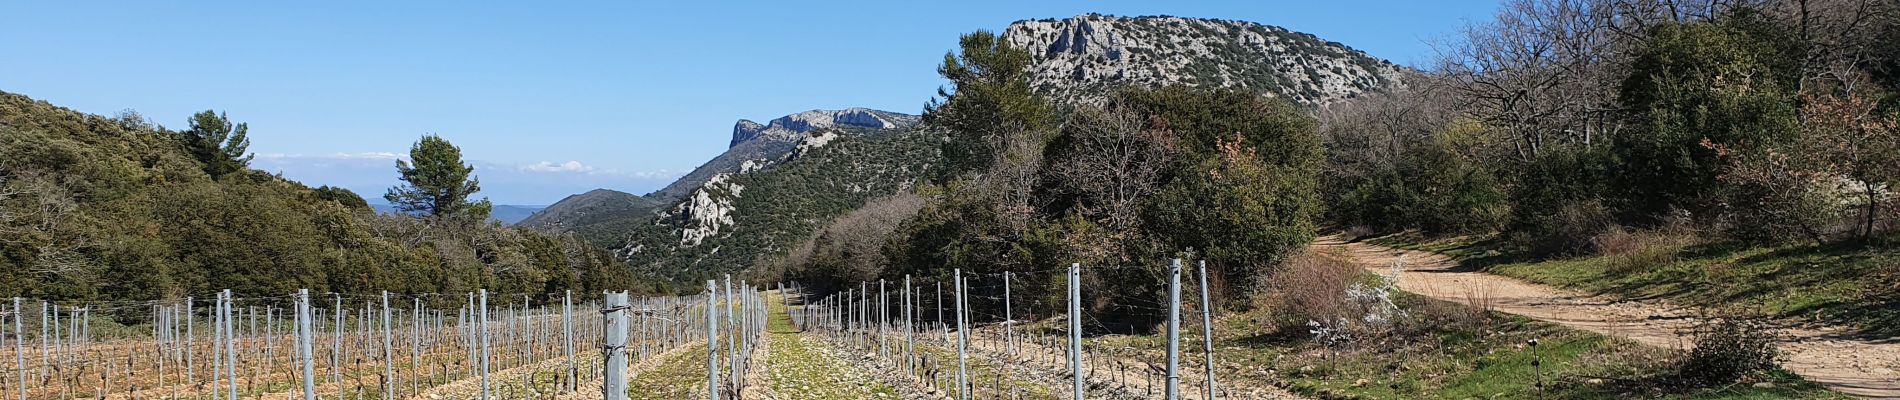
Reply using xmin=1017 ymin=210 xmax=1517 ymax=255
xmin=1258 ymin=249 xmax=1362 ymax=329
xmin=1145 ymin=133 xmax=1319 ymax=291
xmin=1507 ymin=150 xmax=1616 ymax=256
xmin=1613 ymin=12 xmax=1802 ymax=222
xmin=1675 ymin=318 xmax=1781 ymax=389
xmin=876 ymin=84 xmax=1325 ymax=329
xmin=1336 ymin=123 xmax=1509 ymax=235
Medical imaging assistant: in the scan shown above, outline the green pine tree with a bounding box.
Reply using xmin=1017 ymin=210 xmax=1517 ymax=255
xmin=923 ymin=30 xmax=1055 ymax=177
xmin=385 ymin=135 xmax=491 ymax=221
xmin=183 ymin=110 xmax=253 ymax=178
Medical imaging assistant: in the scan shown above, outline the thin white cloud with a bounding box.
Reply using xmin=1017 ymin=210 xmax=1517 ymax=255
xmin=521 ymin=160 xmax=595 ymax=173
xmin=335 ymin=151 xmax=404 ymax=160
xmin=627 ymin=169 xmax=685 ymax=179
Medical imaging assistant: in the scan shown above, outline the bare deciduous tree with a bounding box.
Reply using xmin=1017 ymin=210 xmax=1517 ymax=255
xmin=976 ymin=124 xmax=1051 ymax=238
xmin=800 ymin=192 xmax=928 ymax=283
xmin=1047 ymin=106 xmax=1178 ymax=248
xmin=0 ymin=171 xmax=95 ymax=281
xmin=1436 ymin=0 xmax=1750 ymax=160
xmin=1797 ymin=90 xmax=1900 ymax=239
xmin=1319 ymin=73 xmax=1462 ymax=177
xmin=1767 ymin=0 xmax=1895 ymax=91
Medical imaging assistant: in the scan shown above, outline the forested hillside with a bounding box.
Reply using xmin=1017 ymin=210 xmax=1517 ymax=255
xmin=0 ymin=91 xmax=648 ymax=303
xmin=593 ymin=14 xmax=1403 ymax=291
xmin=621 ymin=127 xmax=940 ymax=283
xmin=517 ymin=189 xmax=659 ymax=247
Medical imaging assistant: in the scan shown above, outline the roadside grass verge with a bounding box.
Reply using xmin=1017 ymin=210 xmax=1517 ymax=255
xmin=1367 ymin=232 xmax=1900 ymax=337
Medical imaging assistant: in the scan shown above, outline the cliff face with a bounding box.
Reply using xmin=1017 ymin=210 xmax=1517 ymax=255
xmin=653 ymin=108 xmax=918 ymax=203
xmin=1003 ymin=14 xmax=1406 ymax=106
xmin=728 ymin=108 xmax=918 ymax=148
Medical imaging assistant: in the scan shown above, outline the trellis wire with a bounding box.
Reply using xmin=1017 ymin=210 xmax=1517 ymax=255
xmin=797 ymin=257 xmax=1229 ymax=400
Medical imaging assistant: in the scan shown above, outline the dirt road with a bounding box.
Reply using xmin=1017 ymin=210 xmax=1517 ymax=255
xmin=1314 ymin=236 xmax=1900 ymax=398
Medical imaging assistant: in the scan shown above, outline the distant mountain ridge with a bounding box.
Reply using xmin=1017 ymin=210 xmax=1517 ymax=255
xmin=519 ymin=108 xmax=917 ymax=246
xmin=729 ymin=108 xmax=917 ymax=147
xmin=653 ymin=107 xmax=918 ymax=202
xmin=1005 ymin=14 xmax=1405 ymax=106
xmin=616 ymin=124 xmax=938 ymax=280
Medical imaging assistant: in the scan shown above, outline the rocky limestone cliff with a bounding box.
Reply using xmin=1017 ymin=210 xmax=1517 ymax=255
xmin=1003 ymin=14 xmax=1405 ymax=106
xmin=728 ymin=108 xmax=918 ymax=148
xmin=651 ymin=108 xmax=917 ymax=202
xmin=673 ymin=173 xmax=743 ymax=247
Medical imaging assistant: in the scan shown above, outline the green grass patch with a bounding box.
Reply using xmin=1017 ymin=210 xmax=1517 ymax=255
xmin=626 ymin=342 xmax=712 ymax=399
xmin=763 ymin=291 xmax=902 ymax=399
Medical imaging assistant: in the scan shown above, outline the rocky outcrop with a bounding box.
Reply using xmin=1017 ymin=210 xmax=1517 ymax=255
xmin=730 ymin=120 xmax=768 ymax=147
xmin=789 ymin=131 xmax=840 ymax=160
xmin=1003 ymin=14 xmax=1406 ymax=106
xmin=728 ymin=108 xmax=918 ymax=149
xmin=674 ymin=173 xmax=744 ymax=247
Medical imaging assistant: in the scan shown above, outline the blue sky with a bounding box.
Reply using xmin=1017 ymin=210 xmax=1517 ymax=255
xmin=1 ymin=1 xmax=1497 ymax=205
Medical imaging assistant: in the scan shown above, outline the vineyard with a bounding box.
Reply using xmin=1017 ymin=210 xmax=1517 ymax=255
xmin=0 ymin=279 xmax=767 ymax=400
xmin=1 ymin=256 xmax=1861 ymax=399
xmin=0 ymin=263 xmax=1248 ymax=400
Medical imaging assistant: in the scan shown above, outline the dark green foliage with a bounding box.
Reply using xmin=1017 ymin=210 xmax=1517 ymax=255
xmin=313 ymin=185 xmax=370 ymax=210
xmin=1336 ymin=124 xmax=1509 ymax=235
xmin=623 ymin=127 xmax=941 ymax=284
xmin=385 ymin=135 xmax=492 ymax=221
xmin=0 ymin=91 xmax=644 ymax=306
xmin=1319 ymin=6 xmax=1900 ymax=258
xmin=1507 ymin=149 xmax=1617 ymax=255
xmin=180 ymin=110 xmax=253 ymax=178
xmin=880 ymin=86 xmax=1324 ymax=328
xmin=1114 ymin=86 xmax=1320 ymax=167
xmin=1126 ymin=87 xmax=1323 ymax=297
xmin=1613 ymin=12 xmax=1802 ymax=222
xmin=923 ymin=30 xmax=1057 ymax=177
xmin=1143 ymin=148 xmax=1317 ymax=289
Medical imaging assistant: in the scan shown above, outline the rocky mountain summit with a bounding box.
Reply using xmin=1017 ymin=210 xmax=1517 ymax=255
xmin=521 ymin=108 xmax=916 ymax=246
xmin=729 ymin=108 xmax=918 ymax=147
xmin=651 ymin=108 xmax=917 ymax=202
xmin=1003 ymin=14 xmax=1406 ymax=106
